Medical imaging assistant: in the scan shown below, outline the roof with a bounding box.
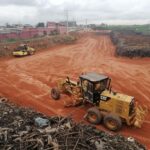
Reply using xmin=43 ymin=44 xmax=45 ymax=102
xmin=79 ymin=72 xmax=108 ymax=82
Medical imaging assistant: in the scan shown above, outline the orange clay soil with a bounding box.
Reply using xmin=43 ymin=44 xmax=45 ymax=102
xmin=0 ymin=33 xmax=150 ymax=148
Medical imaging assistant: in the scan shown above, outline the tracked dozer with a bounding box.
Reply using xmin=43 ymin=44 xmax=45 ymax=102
xmin=51 ymin=72 xmax=148 ymax=131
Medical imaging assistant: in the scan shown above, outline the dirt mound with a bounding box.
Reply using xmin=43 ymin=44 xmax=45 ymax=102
xmin=0 ymin=98 xmax=146 ymax=150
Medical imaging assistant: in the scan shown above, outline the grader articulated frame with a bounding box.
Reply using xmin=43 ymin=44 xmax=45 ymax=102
xmin=53 ymin=77 xmax=84 ymax=107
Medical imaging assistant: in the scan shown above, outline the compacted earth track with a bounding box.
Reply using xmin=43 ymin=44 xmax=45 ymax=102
xmin=0 ymin=33 xmax=150 ymax=148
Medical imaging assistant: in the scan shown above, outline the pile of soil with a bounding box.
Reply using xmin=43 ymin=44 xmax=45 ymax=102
xmin=110 ymin=31 xmax=150 ymax=58
xmin=0 ymin=97 xmax=146 ymax=150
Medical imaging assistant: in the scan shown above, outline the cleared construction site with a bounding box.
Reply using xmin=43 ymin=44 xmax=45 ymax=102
xmin=0 ymin=31 xmax=150 ymax=149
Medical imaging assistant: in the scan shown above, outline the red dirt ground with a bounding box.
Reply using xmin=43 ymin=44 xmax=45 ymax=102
xmin=0 ymin=33 xmax=150 ymax=148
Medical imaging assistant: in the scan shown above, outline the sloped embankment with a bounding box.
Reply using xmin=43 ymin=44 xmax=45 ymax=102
xmin=0 ymin=34 xmax=77 ymax=57
xmin=0 ymin=97 xmax=146 ymax=150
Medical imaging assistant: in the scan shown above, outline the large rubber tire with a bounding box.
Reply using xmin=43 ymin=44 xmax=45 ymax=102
xmin=103 ymin=114 xmax=122 ymax=131
xmin=86 ymin=107 xmax=102 ymax=124
xmin=51 ymin=88 xmax=60 ymax=100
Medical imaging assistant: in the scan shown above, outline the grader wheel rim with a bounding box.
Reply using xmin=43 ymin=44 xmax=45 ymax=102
xmin=88 ymin=113 xmax=98 ymax=123
xmin=104 ymin=114 xmax=122 ymax=131
xmin=51 ymin=88 xmax=60 ymax=100
xmin=106 ymin=120 xmax=117 ymax=130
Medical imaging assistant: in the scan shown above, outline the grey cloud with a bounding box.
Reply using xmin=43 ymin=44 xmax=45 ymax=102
xmin=0 ymin=0 xmax=37 ymax=6
xmin=0 ymin=0 xmax=149 ymax=25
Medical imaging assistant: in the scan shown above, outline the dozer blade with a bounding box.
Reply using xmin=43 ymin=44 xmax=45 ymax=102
xmin=134 ymin=103 xmax=148 ymax=128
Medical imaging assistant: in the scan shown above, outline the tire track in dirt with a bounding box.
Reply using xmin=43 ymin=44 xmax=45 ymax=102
xmin=0 ymin=33 xmax=150 ymax=148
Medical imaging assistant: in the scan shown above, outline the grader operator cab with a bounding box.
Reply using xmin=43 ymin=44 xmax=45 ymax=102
xmin=79 ymin=73 xmax=110 ymax=104
xmin=51 ymin=72 xmax=147 ymax=131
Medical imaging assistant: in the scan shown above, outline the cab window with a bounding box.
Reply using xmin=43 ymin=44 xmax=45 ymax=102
xmin=82 ymin=80 xmax=88 ymax=92
xmin=94 ymin=80 xmax=107 ymax=92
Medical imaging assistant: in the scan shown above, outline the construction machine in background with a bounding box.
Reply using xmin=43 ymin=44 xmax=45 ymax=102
xmin=13 ymin=44 xmax=35 ymax=57
xmin=51 ymin=72 xmax=148 ymax=131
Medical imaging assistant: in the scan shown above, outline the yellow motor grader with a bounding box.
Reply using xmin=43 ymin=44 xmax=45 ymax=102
xmin=51 ymin=72 xmax=147 ymax=131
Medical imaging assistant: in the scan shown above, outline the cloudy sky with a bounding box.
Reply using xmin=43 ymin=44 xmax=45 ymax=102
xmin=0 ymin=0 xmax=150 ymax=25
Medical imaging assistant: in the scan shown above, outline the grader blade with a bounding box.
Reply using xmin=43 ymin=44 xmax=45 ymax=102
xmin=63 ymin=98 xmax=83 ymax=107
xmin=63 ymin=87 xmax=83 ymax=107
xmin=134 ymin=103 xmax=148 ymax=128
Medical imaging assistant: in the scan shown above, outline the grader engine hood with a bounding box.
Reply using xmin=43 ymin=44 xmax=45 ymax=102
xmin=101 ymin=90 xmax=148 ymax=128
xmin=101 ymin=90 xmax=133 ymax=102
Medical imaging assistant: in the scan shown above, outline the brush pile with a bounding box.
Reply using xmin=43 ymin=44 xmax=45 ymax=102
xmin=110 ymin=31 xmax=150 ymax=58
xmin=0 ymin=97 xmax=146 ymax=150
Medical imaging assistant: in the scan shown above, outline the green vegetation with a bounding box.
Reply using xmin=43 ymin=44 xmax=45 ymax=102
xmin=36 ymin=22 xmax=45 ymax=27
xmin=51 ymin=35 xmax=77 ymax=44
xmin=93 ymin=24 xmax=150 ymax=35
xmin=62 ymin=35 xmax=77 ymax=44
xmin=3 ymin=38 xmax=18 ymax=43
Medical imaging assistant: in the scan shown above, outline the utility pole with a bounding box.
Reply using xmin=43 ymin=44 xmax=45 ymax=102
xmin=85 ymin=19 xmax=87 ymax=31
xmin=65 ymin=9 xmax=69 ymax=35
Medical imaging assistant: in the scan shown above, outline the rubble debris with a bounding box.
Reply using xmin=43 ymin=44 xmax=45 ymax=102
xmin=0 ymin=97 xmax=146 ymax=150
xmin=34 ymin=117 xmax=50 ymax=128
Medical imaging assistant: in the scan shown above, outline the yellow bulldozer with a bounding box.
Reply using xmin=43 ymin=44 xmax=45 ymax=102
xmin=51 ymin=72 xmax=147 ymax=131
xmin=13 ymin=44 xmax=35 ymax=57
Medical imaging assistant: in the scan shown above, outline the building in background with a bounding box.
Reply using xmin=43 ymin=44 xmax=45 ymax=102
xmin=59 ymin=21 xmax=77 ymax=27
xmin=47 ymin=22 xmax=67 ymax=34
xmin=0 ymin=21 xmax=67 ymax=41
